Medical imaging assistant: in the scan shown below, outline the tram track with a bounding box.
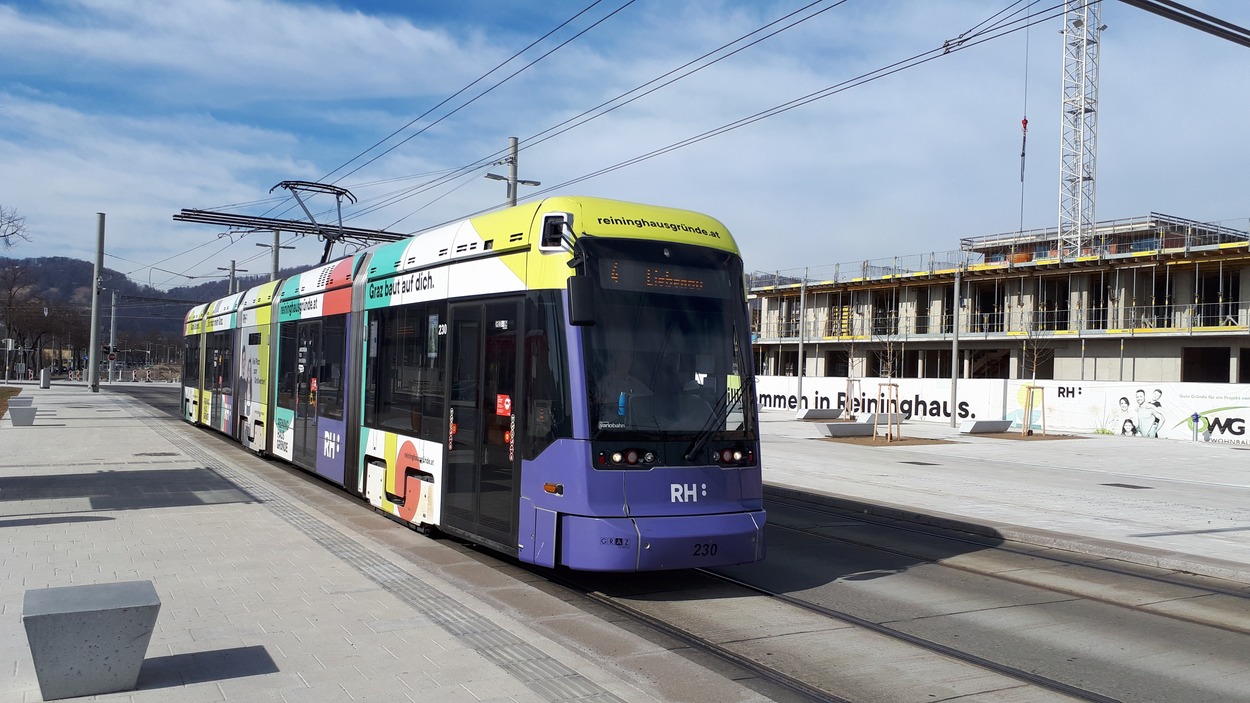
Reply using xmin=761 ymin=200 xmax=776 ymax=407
xmin=573 ymin=580 xmax=850 ymax=703
xmin=551 ymin=490 xmax=1250 ymax=702
xmin=700 ymin=568 xmax=1117 ymax=703
xmin=760 ymin=491 xmax=1250 ymax=635
xmin=555 ymin=566 xmax=1105 ymax=702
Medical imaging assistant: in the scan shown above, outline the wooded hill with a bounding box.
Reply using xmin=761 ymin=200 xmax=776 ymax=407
xmin=0 ymin=255 xmax=306 ymax=371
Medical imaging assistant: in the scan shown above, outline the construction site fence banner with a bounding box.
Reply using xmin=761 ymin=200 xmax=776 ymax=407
xmin=755 ymin=376 xmax=1250 ymax=445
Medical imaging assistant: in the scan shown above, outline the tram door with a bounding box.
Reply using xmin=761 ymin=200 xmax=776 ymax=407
xmin=292 ymin=320 xmax=321 ymax=469
xmin=445 ymin=299 xmax=521 ymax=552
xmin=206 ymin=332 xmax=232 ymax=432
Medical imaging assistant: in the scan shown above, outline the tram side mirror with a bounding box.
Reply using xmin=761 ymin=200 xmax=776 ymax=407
xmin=541 ymin=212 xmax=572 ymax=250
xmin=541 ymin=218 xmax=563 ymax=247
xmin=567 ymin=275 xmax=595 ymax=326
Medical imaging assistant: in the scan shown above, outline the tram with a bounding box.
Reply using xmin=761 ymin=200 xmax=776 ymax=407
xmin=183 ymin=196 xmax=765 ymax=571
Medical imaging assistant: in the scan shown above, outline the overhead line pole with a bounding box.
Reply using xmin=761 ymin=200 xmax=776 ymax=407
xmin=485 ymin=137 xmax=540 ymax=207
xmin=109 ymin=291 xmax=118 ymax=384
xmin=88 ymin=213 xmax=105 ymax=393
xmin=218 ymin=260 xmax=249 ymax=294
xmin=256 ymin=230 xmax=295 ymax=281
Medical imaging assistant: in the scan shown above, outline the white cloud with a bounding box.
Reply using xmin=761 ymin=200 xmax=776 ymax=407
xmin=2 ymin=0 xmax=478 ymax=102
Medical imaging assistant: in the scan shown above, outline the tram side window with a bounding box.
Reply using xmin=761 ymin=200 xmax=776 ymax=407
xmin=366 ymin=301 xmax=447 ymax=442
xmin=318 ymin=314 xmax=347 ymax=421
xmin=208 ymin=331 xmax=232 ymax=393
xmin=522 ymin=292 xmax=571 ymax=459
xmin=277 ymin=322 xmax=298 ymax=408
xmin=183 ymin=336 xmax=201 ymax=386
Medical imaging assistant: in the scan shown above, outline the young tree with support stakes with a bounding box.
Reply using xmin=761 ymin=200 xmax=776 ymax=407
xmin=869 ymin=287 xmax=905 ymax=440
xmin=1017 ymin=302 xmax=1057 ymax=435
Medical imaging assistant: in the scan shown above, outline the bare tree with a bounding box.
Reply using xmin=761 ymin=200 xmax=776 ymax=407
xmin=0 ymin=264 xmax=37 ymax=378
xmin=1 ymin=205 xmax=30 ymax=248
xmin=1019 ymin=307 xmax=1057 ymax=383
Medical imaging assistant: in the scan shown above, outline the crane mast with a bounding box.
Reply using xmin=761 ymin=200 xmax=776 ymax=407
xmin=1057 ymin=0 xmax=1103 ymax=259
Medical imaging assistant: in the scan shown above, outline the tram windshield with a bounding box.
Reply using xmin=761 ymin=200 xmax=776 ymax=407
xmin=580 ymin=238 xmax=757 ymax=441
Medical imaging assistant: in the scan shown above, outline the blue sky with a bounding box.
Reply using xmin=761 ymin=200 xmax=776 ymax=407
xmin=2 ymin=0 xmax=1248 ymax=289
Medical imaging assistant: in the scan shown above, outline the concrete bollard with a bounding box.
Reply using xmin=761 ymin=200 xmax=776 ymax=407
xmin=22 ymin=580 xmax=161 ymax=700
xmin=8 ymin=405 xmax=37 ymax=426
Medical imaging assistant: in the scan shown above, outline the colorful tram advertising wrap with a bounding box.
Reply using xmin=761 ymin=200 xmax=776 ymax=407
xmin=182 ymin=196 xmax=765 ymax=571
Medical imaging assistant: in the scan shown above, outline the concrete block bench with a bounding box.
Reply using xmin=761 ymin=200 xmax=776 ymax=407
xmin=958 ymin=419 xmax=1014 ymax=434
xmin=796 ymin=407 xmax=843 ymax=420
xmin=861 ymin=413 xmax=906 ymax=425
xmin=816 ymin=422 xmax=874 ymax=437
xmin=22 ymin=580 xmax=161 ymax=700
xmin=8 ymin=396 xmax=32 ymax=406
xmin=8 ymin=405 xmax=37 ymax=426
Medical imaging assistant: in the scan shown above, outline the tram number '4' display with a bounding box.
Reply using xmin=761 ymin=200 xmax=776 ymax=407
xmin=693 ymin=542 xmax=719 ymax=557
xmin=600 ymin=259 xmax=726 ymax=298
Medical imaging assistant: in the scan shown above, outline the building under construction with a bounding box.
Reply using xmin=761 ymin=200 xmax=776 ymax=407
xmin=749 ymin=213 xmax=1250 ymax=384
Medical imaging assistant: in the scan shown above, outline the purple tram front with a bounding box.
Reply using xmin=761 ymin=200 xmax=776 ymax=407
xmin=521 ymin=235 xmax=766 ymax=570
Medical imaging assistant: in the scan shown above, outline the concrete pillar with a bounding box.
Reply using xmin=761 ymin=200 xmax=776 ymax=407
xmin=1173 ymin=268 xmax=1195 ymax=328
xmin=1070 ymin=274 xmax=1092 ymax=331
xmin=1239 ymin=264 xmax=1250 ymax=327
xmin=1120 ymin=273 xmax=1140 ymax=327
xmin=899 ymin=287 xmax=916 ymax=335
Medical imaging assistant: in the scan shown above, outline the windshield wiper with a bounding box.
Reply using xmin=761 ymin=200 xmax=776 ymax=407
xmin=682 ymin=377 xmax=750 ymax=461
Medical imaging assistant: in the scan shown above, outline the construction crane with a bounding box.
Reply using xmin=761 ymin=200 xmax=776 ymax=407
xmin=1057 ymin=0 xmax=1250 ymax=259
xmin=1057 ymin=0 xmax=1102 ymax=259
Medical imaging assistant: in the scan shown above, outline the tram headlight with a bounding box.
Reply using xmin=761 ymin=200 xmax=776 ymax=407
xmin=602 ymin=448 xmax=657 ymax=467
xmin=714 ymin=447 xmax=753 ymax=466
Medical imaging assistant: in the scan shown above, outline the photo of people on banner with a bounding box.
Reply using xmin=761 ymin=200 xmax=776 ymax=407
xmin=1113 ymin=388 xmax=1165 ymax=437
